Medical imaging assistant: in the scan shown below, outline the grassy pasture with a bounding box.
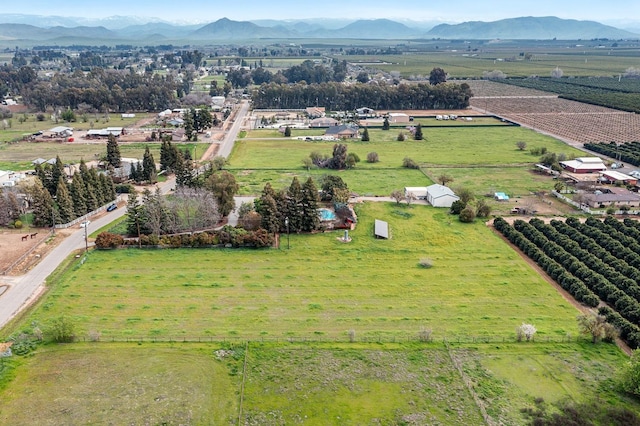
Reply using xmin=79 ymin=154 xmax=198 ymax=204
xmin=230 ymin=126 xmax=583 ymax=196
xmin=0 ymin=341 xmax=632 ymax=425
xmin=17 ymin=202 xmax=580 ymax=340
xmin=0 ymin=344 xmax=238 ymax=425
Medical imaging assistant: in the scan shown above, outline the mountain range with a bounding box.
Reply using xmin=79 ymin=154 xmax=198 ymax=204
xmin=0 ymin=15 xmax=637 ymax=45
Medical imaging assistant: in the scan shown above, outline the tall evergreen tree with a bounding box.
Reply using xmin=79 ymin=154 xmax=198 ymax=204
xmin=142 ymin=146 xmax=157 ymax=183
xmin=99 ymin=173 xmax=116 ymax=203
xmin=361 ymin=127 xmax=370 ymax=142
xmin=258 ymin=194 xmax=280 ymax=234
xmin=69 ymin=173 xmax=87 ymax=217
xmin=174 ymin=150 xmax=194 ymax=188
xmin=300 ymin=177 xmax=320 ymax=232
xmin=27 ymin=179 xmax=56 ymax=227
xmin=285 ymin=177 xmax=304 ymax=233
xmin=106 ymin=134 xmax=121 ymax=168
xmin=55 ymin=177 xmax=75 ymax=223
xmin=51 ymin=156 xmax=65 ymax=197
xmin=414 ymin=123 xmax=423 ymax=140
xmin=382 ymin=117 xmax=390 ymax=130
xmin=87 ymin=168 xmax=104 ymax=206
xmin=256 ymin=183 xmax=280 ymax=233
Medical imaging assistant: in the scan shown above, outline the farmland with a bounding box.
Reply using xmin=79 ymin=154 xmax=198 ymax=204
xmin=11 ymin=202 xmax=581 ymax=340
xmin=495 ymin=216 xmax=640 ymax=349
xmin=585 ymin=141 xmax=640 ymax=167
xmin=467 ymin=80 xmax=640 ymax=144
xmin=230 ymin=126 xmax=582 ymax=197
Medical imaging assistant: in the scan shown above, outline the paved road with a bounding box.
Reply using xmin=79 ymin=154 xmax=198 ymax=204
xmin=217 ymin=100 xmax=250 ymax=159
xmin=0 ymin=204 xmax=128 ymax=329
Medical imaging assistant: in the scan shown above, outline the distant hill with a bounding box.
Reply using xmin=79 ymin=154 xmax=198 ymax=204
xmin=427 ymin=16 xmax=639 ymax=40
xmin=190 ymin=18 xmax=295 ymax=40
xmin=332 ymin=19 xmax=419 ymax=39
xmin=0 ymin=15 xmax=638 ymax=45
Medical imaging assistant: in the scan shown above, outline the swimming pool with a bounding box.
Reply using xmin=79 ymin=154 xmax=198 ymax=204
xmin=318 ymin=208 xmax=336 ymax=221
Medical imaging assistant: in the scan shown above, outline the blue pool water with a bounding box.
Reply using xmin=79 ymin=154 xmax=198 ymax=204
xmin=318 ymin=208 xmax=336 ymax=221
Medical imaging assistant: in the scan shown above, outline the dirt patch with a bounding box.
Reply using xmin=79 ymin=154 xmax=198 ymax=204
xmin=0 ymin=230 xmax=51 ymax=273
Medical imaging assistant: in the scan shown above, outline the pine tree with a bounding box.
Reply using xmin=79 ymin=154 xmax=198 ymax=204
xmin=99 ymin=173 xmax=116 ymax=203
xmin=361 ymin=127 xmax=370 ymax=142
xmin=51 ymin=156 xmax=65 ymax=197
xmin=258 ymin=193 xmax=280 ymax=234
xmin=69 ymin=173 xmax=87 ymax=217
xmin=142 ymin=146 xmax=157 ymax=183
xmin=284 ymin=126 xmax=291 ymax=137
xmin=27 ymin=179 xmax=56 ymax=227
xmin=175 ymin=151 xmax=194 ymax=188
xmin=300 ymin=177 xmax=320 ymax=232
xmin=382 ymin=117 xmax=390 ymax=130
xmin=126 ymin=193 xmax=143 ymax=236
xmin=286 ymin=177 xmax=303 ymax=232
xmin=414 ymin=123 xmax=423 ymax=140
xmin=87 ymin=168 xmax=105 ymax=206
xmin=55 ymin=177 xmax=75 ymax=223
xmin=106 ymin=134 xmax=121 ymax=168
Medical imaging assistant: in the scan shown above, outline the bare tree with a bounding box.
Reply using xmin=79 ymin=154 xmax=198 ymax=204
xmin=516 ymin=141 xmax=527 ymax=151
xmin=577 ymin=313 xmax=608 ymax=344
xmin=438 ymin=174 xmax=454 ymax=186
xmin=390 ymin=190 xmax=404 ymax=205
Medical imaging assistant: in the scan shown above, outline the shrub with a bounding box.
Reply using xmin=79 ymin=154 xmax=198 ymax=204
xmin=397 ymin=132 xmax=406 ymax=141
xmin=47 ymin=316 xmax=75 ymax=343
xmin=402 ymin=157 xmax=419 ymax=169
xmin=115 ymin=184 xmax=135 ymax=194
xmin=95 ymin=232 xmax=124 ymax=249
xmin=459 ymin=205 xmax=476 ymax=223
xmin=366 ymin=152 xmax=379 ymax=163
xmin=13 ymin=220 xmax=22 ymax=229
xmin=36 ymin=113 xmax=46 ymax=121
xmin=419 ymin=258 xmax=433 ymax=268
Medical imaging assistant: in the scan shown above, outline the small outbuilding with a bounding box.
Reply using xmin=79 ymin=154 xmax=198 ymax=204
xmin=426 ymin=184 xmax=460 ymax=208
xmin=404 ymin=187 xmax=428 ymax=200
xmin=374 ymin=219 xmax=389 ymax=239
xmin=387 ymin=112 xmax=410 ymax=124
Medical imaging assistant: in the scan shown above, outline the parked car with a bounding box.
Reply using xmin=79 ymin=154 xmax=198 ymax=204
xmin=80 ymin=220 xmax=91 ymax=228
xmin=107 ymin=204 xmax=118 ymax=212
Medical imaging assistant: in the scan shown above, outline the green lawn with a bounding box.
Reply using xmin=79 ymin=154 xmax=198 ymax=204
xmin=17 ymin=202 xmax=580 ymax=340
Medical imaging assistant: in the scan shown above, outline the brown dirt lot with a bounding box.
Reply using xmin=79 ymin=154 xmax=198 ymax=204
xmin=0 ymin=229 xmax=54 ymax=274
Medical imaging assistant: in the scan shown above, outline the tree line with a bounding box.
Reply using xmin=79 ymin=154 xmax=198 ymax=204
xmin=30 ymin=157 xmax=117 ymax=227
xmin=251 ymin=81 xmax=472 ymax=110
xmin=20 ymin=67 xmax=178 ymax=112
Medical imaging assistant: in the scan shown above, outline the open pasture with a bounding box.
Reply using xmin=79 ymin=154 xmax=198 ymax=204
xmin=0 ymin=340 xmax=632 ymax=425
xmin=230 ymin=126 xmax=582 ymax=195
xmin=18 ymin=202 xmax=580 ymax=340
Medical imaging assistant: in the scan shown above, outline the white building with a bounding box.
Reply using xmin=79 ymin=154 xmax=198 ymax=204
xmin=426 ymin=184 xmax=459 ymax=208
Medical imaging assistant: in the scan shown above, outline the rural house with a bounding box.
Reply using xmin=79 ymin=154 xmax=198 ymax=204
xmin=325 ymin=124 xmax=359 ymax=139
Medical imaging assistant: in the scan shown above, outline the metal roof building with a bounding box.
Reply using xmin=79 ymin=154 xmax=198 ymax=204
xmin=374 ymin=219 xmax=389 ymax=239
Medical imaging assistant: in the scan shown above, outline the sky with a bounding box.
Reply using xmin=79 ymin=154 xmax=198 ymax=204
xmin=2 ymin=0 xmax=639 ymax=25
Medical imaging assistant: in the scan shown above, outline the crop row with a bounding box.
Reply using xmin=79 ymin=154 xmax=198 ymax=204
xmin=584 ymin=141 xmax=640 ymax=167
xmin=500 ymin=78 xmax=640 ymax=113
xmin=469 ymin=96 xmax=640 ymax=144
xmin=493 ymin=217 xmax=640 ymax=348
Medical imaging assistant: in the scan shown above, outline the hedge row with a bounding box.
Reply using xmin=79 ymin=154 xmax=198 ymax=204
xmin=95 ymin=226 xmax=274 ymax=249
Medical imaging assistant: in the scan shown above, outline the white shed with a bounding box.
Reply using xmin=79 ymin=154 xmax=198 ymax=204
xmin=426 ymin=184 xmax=459 ymax=208
xmin=404 ymin=187 xmax=428 ymax=200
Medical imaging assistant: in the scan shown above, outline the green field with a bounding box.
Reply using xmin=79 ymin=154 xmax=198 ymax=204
xmin=0 ymin=340 xmax=633 ymax=425
xmin=230 ymin=126 xmax=583 ymax=196
xmin=15 ymin=202 xmax=579 ymax=340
